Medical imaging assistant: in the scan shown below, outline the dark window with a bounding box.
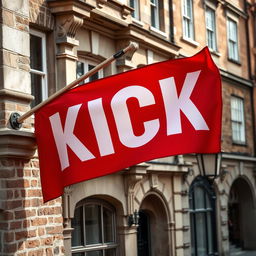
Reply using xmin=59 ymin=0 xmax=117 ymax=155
xmin=71 ymin=200 xmax=117 ymax=255
xmin=189 ymin=176 xmax=218 ymax=256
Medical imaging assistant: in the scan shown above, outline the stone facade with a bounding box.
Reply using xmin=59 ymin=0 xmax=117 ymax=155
xmin=0 ymin=0 xmax=256 ymax=256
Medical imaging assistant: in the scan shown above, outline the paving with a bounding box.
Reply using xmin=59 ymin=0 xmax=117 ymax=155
xmin=230 ymin=245 xmax=256 ymax=256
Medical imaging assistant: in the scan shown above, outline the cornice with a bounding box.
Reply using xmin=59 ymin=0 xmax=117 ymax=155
xmin=220 ymin=69 xmax=253 ymax=88
xmin=0 ymin=128 xmax=36 ymax=159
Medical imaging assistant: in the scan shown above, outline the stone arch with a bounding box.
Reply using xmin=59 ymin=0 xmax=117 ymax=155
xmin=68 ymin=175 xmax=126 ymax=219
xmin=133 ymin=177 xmax=172 ymax=224
xmin=227 ymin=176 xmax=256 ymax=249
xmin=132 ymin=176 xmax=173 ymax=256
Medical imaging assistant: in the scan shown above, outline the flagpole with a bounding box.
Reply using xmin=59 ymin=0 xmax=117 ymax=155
xmin=9 ymin=42 xmax=138 ymax=129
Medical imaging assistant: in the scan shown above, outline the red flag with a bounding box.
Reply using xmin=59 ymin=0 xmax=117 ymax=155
xmin=35 ymin=47 xmax=222 ymax=202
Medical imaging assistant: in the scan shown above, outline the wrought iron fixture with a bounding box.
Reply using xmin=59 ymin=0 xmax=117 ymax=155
xmin=196 ymin=153 xmax=222 ymax=180
xmin=128 ymin=209 xmax=140 ymax=226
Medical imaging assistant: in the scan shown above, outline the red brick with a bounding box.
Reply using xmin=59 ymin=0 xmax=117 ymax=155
xmin=38 ymin=227 xmax=45 ymax=236
xmin=6 ymin=200 xmax=22 ymax=209
xmin=31 ymin=217 xmax=47 ymax=226
xmin=54 ymin=216 xmax=63 ymax=223
xmin=46 ymin=248 xmax=53 ymax=256
xmin=0 ymin=168 xmax=15 ymax=178
xmin=31 ymin=180 xmax=38 ymax=187
xmin=27 ymin=189 xmax=42 ymax=197
xmin=4 ymin=211 xmax=14 ymax=221
xmin=28 ymin=249 xmax=44 ymax=256
xmin=46 ymin=225 xmax=63 ymax=234
xmin=15 ymin=209 xmax=36 ymax=219
xmin=4 ymin=232 xmax=14 ymax=242
xmin=41 ymin=237 xmax=53 ymax=246
xmin=16 ymin=230 xmax=36 ymax=240
xmin=6 ymin=190 xmax=13 ymax=199
xmin=4 ymin=243 xmax=17 ymax=253
xmin=10 ymin=221 xmax=22 ymax=229
xmin=25 ymin=239 xmax=40 ymax=248
xmin=6 ymin=179 xmax=24 ymax=188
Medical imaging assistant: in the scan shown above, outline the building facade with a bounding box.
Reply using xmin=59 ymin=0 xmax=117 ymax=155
xmin=0 ymin=0 xmax=256 ymax=255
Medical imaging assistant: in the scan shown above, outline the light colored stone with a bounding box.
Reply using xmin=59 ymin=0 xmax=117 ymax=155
xmin=2 ymin=25 xmax=29 ymax=56
xmin=2 ymin=0 xmax=29 ymax=16
xmin=1 ymin=66 xmax=30 ymax=93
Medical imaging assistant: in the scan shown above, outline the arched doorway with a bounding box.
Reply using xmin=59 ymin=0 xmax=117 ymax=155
xmin=137 ymin=193 xmax=169 ymax=256
xmin=228 ymin=178 xmax=256 ymax=250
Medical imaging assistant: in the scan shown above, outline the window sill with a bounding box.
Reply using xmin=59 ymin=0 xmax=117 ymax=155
xmin=149 ymin=26 xmax=167 ymax=39
xmin=232 ymin=141 xmax=247 ymax=147
xmin=209 ymin=49 xmax=221 ymax=57
xmin=228 ymin=58 xmax=241 ymax=66
xmin=131 ymin=17 xmax=144 ymax=27
xmin=181 ymin=37 xmax=199 ymax=47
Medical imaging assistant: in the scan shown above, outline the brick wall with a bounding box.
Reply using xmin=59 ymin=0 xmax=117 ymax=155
xmin=221 ymin=80 xmax=254 ymax=155
xmin=0 ymin=158 xmax=64 ymax=256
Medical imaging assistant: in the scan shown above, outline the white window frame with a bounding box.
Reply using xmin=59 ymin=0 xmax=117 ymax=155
xmin=150 ymin=0 xmax=160 ymax=30
xmin=231 ymin=96 xmax=245 ymax=144
xmin=130 ymin=0 xmax=140 ymax=20
xmin=76 ymin=59 xmax=103 ymax=84
xmin=30 ymin=29 xmax=48 ymax=105
xmin=227 ymin=17 xmax=239 ymax=62
xmin=182 ymin=0 xmax=194 ymax=40
xmin=205 ymin=6 xmax=217 ymax=51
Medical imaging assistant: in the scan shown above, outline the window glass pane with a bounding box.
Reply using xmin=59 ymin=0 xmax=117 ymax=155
xmin=30 ymin=34 xmax=43 ymax=71
xmin=103 ymin=207 xmax=114 ymax=243
xmin=31 ymin=73 xmax=42 ymax=108
xmin=71 ymin=206 xmax=84 ymax=246
xmin=73 ymin=253 xmax=84 ymax=256
xmin=195 ymin=213 xmax=207 ymax=256
xmin=130 ymin=0 xmax=139 ymax=19
xmin=190 ymin=214 xmax=196 ymax=256
xmin=231 ymin=97 xmax=245 ymax=143
xmin=85 ymin=205 xmax=102 ymax=245
xmin=207 ymin=212 xmax=214 ymax=254
xmin=89 ymin=64 xmax=99 ymax=82
xmin=194 ymin=186 xmax=205 ymax=209
xmin=86 ymin=251 xmax=103 ymax=256
xmin=77 ymin=62 xmax=85 ymax=79
xmin=105 ymin=249 xmax=116 ymax=256
xmin=206 ymin=193 xmax=212 ymax=210
xmin=228 ymin=19 xmax=238 ymax=60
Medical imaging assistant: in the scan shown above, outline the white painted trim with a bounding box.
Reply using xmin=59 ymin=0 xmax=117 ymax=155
xmin=29 ymin=29 xmax=48 ymax=102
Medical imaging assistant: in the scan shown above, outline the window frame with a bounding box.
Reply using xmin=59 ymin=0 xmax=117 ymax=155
xmin=230 ymin=96 xmax=246 ymax=144
xmin=76 ymin=58 xmax=103 ymax=84
xmin=71 ymin=199 xmax=117 ymax=255
xmin=189 ymin=176 xmax=218 ymax=256
xmin=150 ymin=0 xmax=160 ymax=30
xmin=130 ymin=0 xmax=140 ymax=20
xmin=29 ymin=29 xmax=48 ymax=107
xmin=227 ymin=17 xmax=239 ymax=62
xmin=182 ymin=0 xmax=194 ymax=40
xmin=205 ymin=6 xmax=217 ymax=51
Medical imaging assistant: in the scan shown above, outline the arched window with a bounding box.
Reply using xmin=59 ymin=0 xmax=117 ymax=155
xmin=189 ymin=176 xmax=217 ymax=256
xmin=71 ymin=199 xmax=117 ymax=256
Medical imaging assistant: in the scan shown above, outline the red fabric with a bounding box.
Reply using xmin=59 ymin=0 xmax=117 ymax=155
xmin=35 ymin=47 xmax=222 ymax=202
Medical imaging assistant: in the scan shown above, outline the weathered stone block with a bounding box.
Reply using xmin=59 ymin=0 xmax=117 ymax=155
xmin=2 ymin=0 xmax=29 ymax=17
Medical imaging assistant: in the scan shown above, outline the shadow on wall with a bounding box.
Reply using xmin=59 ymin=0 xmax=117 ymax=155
xmin=228 ymin=177 xmax=256 ymax=250
xmin=0 ymin=158 xmax=64 ymax=255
